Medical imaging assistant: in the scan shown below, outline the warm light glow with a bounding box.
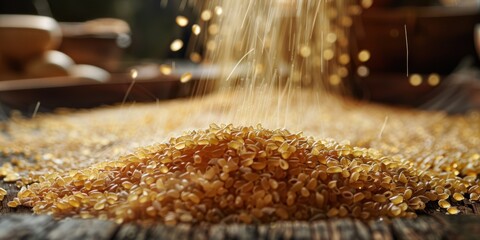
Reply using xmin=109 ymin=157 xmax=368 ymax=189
xmin=176 ymin=16 xmax=189 ymax=27
xmin=190 ymin=52 xmax=202 ymax=63
xmin=357 ymin=66 xmax=369 ymax=77
xmin=358 ymin=50 xmax=371 ymax=62
xmin=323 ymin=49 xmax=334 ymax=60
xmin=338 ymin=67 xmax=349 ymax=78
xmin=192 ymin=24 xmax=201 ymax=35
xmin=159 ymin=64 xmax=172 ymax=75
xmin=130 ymin=69 xmax=138 ymax=79
xmin=326 ymin=33 xmax=337 ymax=43
xmin=170 ymin=39 xmax=184 ymax=52
xmin=339 ymin=54 xmax=350 ymax=65
xmin=214 ymin=6 xmax=223 ymax=15
xmin=208 ymin=24 xmax=219 ymax=35
xmin=427 ymin=73 xmax=441 ymax=86
xmin=180 ymin=72 xmax=193 ymax=83
xmin=409 ymin=74 xmax=423 ymax=86
xmin=329 ymin=74 xmax=341 ymax=85
xmin=299 ymin=45 xmax=312 ymax=58
xmin=201 ymin=10 xmax=213 ymax=21
xmin=361 ymin=0 xmax=373 ymax=9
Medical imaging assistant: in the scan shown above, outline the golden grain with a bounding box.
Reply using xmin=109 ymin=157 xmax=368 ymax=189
xmin=447 ymin=206 xmax=460 ymax=215
xmin=1 ymin=98 xmax=479 ymax=224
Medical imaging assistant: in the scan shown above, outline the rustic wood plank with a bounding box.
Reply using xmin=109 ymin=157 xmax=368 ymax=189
xmin=190 ymin=224 xmax=209 ymax=240
xmin=291 ymin=222 xmax=310 ymax=240
xmin=401 ymin=217 xmax=444 ymax=240
xmin=437 ymin=215 xmax=480 ymax=240
xmin=425 ymin=216 xmax=450 ymax=239
xmin=267 ymin=222 xmax=293 ymax=240
xmin=311 ymin=221 xmax=330 ymax=240
xmin=146 ymin=224 xmax=172 ymax=239
xmin=3 ymin=212 xmax=480 ymax=240
xmin=390 ymin=217 xmax=447 ymax=240
xmin=330 ymin=219 xmax=357 ymax=240
xmin=391 ymin=218 xmax=420 ymax=240
xmin=45 ymin=218 xmax=119 ymax=240
xmin=114 ymin=223 xmax=147 ymax=240
xmin=116 ymin=222 xmax=190 ymax=240
xmin=368 ymin=220 xmax=393 ymax=240
xmin=208 ymin=224 xmax=226 ymax=240
xmin=256 ymin=224 xmax=269 ymax=240
xmin=0 ymin=214 xmax=55 ymax=240
xmin=352 ymin=219 xmax=372 ymax=240
xmin=224 ymin=224 xmax=256 ymax=240
xmin=170 ymin=224 xmax=191 ymax=239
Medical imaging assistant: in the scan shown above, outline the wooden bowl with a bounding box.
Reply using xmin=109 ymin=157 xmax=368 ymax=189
xmin=0 ymin=15 xmax=62 ymax=62
xmin=59 ymin=19 xmax=131 ymax=72
xmin=24 ymin=50 xmax=74 ymax=79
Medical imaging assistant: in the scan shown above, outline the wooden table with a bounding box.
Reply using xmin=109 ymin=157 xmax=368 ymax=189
xmin=2 ymin=178 xmax=480 ymax=240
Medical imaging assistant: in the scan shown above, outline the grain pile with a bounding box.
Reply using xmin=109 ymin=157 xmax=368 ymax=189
xmin=0 ymin=91 xmax=479 ymax=224
xmin=9 ymin=124 xmax=478 ymax=224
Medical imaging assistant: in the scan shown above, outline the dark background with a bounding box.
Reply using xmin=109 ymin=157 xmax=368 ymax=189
xmin=0 ymin=0 xmax=198 ymax=61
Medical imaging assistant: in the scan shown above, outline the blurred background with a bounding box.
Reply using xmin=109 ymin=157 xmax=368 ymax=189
xmin=0 ymin=0 xmax=197 ymax=61
xmin=0 ymin=0 xmax=206 ymax=116
xmin=0 ymin=0 xmax=479 ymax=116
xmin=352 ymin=0 xmax=480 ymax=113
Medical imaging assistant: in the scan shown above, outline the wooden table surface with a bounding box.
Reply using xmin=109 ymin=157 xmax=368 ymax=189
xmin=2 ymin=178 xmax=480 ymax=240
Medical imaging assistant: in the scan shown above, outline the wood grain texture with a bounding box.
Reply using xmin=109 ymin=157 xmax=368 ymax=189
xmin=46 ymin=218 xmax=119 ymax=240
xmin=0 ymin=214 xmax=479 ymax=240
